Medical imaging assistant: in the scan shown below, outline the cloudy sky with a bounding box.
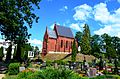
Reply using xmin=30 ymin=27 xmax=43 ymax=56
xmin=1 ymin=0 xmax=120 ymax=50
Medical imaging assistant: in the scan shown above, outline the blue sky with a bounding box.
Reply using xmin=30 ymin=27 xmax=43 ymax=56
xmin=1 ymin=0 xmax=120 ymax=50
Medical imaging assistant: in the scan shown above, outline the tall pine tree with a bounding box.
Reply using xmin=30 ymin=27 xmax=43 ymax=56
xmin=71 ymin=39 xmax=77 ymax=62
xmin=81 ymin=24 xmax=91 ymax=55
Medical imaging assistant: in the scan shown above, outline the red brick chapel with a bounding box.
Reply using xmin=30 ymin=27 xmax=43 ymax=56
xmin=42 ymin=24 xmax=75 ymax=56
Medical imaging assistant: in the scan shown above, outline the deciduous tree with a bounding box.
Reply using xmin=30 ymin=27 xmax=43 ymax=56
xmin=0 ymin=0 xmax=41 ymax=61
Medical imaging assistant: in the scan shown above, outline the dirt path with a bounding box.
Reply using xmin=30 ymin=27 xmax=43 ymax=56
xmin=0 ymin=74 xmax=5 ymax=79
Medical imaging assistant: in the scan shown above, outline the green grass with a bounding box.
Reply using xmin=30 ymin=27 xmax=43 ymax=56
xmin=3 ymin=75 xmax=17 ymax=79
xmin=43 ymin=53 xmax=95 ymax=62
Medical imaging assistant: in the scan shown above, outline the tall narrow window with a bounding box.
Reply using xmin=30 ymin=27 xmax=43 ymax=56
xmin=61 ymin=40 xmax=63 ymax=48
xmin=66 ymin=41 xmax=68 ymax=48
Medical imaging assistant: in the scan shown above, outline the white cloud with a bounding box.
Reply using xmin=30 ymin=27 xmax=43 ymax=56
xmin=93 ymin=3 xmax=120 ymax=24
xmin=50 ymin=22 xmax=60 ymax=29
xmin=93 ymin=3 xmax=111 ymax=24
xmin=0 ymin=39 xmax=4 ymax=42
xmin=94 ymin=26 xmax=112 ymax=35
xmin=94 ymin=24 xmax=120 ymax=37
xmin=73 ymin=3 xmax=120 ymax=37
xmin=73 ymin=4 xmax=93 ymax=21
xmin=59 ymin=6 xmax=68 ymax=12
xmin=69 ymin=23 xmax=82 ymax=31
xmin=28 ymin=39 xmax=42 ymax=45
xmin=28 ymin=39 xmax=42 ymax=51
xmin=50 ymin=24 xmax=54 ymax=29
xmin=93 ymin=3 xmax=120 ymax=37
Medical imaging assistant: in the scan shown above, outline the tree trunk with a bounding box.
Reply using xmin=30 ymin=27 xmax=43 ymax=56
xmin=5 ymin=44 xmax=12 ymax=62
xmin=15 ymin=43 xmax=22 ymax=62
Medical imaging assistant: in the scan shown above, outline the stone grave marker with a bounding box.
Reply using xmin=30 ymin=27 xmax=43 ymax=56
xmin=88 ymin=68 xmax=96 ymax=77
xmin=19 ymin=66 xmax=25 ymax=72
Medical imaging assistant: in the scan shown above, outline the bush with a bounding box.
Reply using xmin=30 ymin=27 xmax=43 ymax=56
xmin=103 ymin=70 xmax=109 ymax=75
xmin=17 ymin=69 xmax=33 ymax=79
xmin=90 ymin=75 xmax=107 ymax=79
xmin=8 ymin=63 xmax=20 ymax=75
xmin=107 ymin=63 xmax=114 ymax=67
xmin=90 ymin=75 xmax=120 ymax=79
xmin=38 ymin=67 xmax=81 ymax=79
xmin=54 ymin=60 xmax=68 ymax=65
xmin=46 ymin=60 xmax=53 ymax=66
xmin=15 ymin=67 xmax=82 ymax=79
xmin=26 ymin=71 xmax=45 ymax=79
xmin=3 ymin=75 xmax=17 ymax=79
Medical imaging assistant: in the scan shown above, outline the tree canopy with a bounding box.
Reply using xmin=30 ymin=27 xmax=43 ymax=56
xmin=0 ymin=0 xmax=41 ymax=61
xmin=75 ymin=24 xmax=120 ymax=60
xmin=0 ymin=0 xmax=41 ymax=44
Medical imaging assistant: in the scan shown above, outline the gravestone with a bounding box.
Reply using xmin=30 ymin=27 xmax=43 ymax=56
xmin=88 ymin=68 xmax=96 ymax=77
xmin=19 ymin=67 xmax=25 ymax=72
xmin=54 ymin=63 xmax=58 ymax=68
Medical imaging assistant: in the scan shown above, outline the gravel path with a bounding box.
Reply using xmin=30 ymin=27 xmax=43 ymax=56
xmin=0 ymin=74 xmax=5 ymax=79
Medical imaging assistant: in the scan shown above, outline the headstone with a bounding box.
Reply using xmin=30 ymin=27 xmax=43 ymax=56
xmin=54 ymin=63 xmax=58 ymax=68
xmin=89 ymin=68 xmax=96 ymax=77
xmin=71 ymin=66 xmax=73 ymax=70
xmin=19 ymin=67 xmax=25 ymax=72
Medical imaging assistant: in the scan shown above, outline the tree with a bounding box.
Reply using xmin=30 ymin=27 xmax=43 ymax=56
xmin=34 ymin=46 xmax=39 ymax=56
xmin=0 ymin=0 xmax=41 ymax=61
xmin=99 ymin=56 xmax=104 ymax=70
xmin=75 ymin=31 xmax=83 ymax=46
xmin=0 ymin=46 xmax=4 ymax=61
xmin=101 ymin=33 xmax=116 ymax=59
xmin=71 ymin=39 xmax=77 ymax=62
xmin=0 ymin=0 xmax=40 ymax=42
xmin=81 ymin=24 xmax=91 ymax=55
xmin=111 ymin=36 xmax=120 ymax=56
xmin=91 ymin=34 xmax=101 ymax=58
xmin=6 ymin=44 xmax=12 ymax=61
xmin=21 ymin=43 xmax=33 ymax=61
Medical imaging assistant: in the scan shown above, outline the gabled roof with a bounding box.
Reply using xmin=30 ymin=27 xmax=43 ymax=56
xmin=55 ymin=25 xmax=74 ymax=38
xmin=47 ymin=29 xmax=57 ymax=39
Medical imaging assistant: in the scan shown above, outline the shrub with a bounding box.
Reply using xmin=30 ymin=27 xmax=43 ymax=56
xmin=8 ymin=63 xmax=20 ymax=75
xmin=26 ymin=71 xmax=45 ymax=79
xmin=46 ymin=60 xmax=53 ymax=66
xmin=3 ymin=75 xmax=17 ymax=79
xmin=54 ymin=60 xmax=68 ymax=65
xmin=41 ymin=67 xmax=81 ymax=79
xmin=15 ymin=67 xmax=82 ymax=79
xmin=90 ymin=75 xmax=107 ymax=79
xmin=17 ymin=70 xmax=33 ymax=79
xmin=107 ymin=63 xmax=114 ymax=67
xmin=103 ymin=70 xmax=109 ymax=75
